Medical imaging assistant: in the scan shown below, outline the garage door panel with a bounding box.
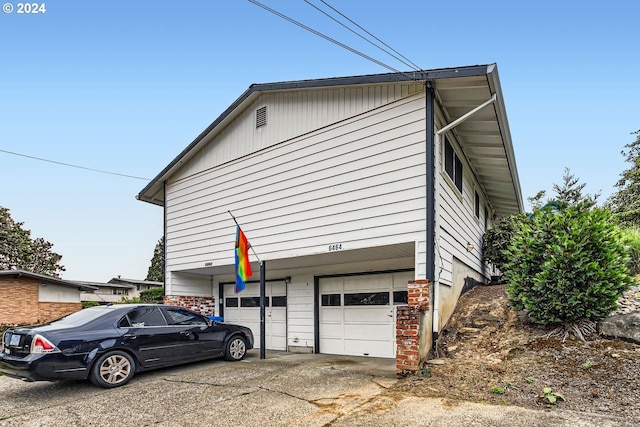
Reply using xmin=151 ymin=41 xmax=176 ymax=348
xmin=223 ymin=283 xmax=287 ymax=351
xmin=270 ymin=309 xmax=286 ymax=322
xmin=343 ymin=307 xmax=390 ymax=323
xmin=319 ymin=271 xmax=412 ymax=359
xmin=344 ymin=339 xmax=391 ymax=358
xmin=320 ymin=323 xmax=343 ymax=337
xmin=321 ymin=338 xmax=343 ymax=355
xmin=344 ymin=323 xmax=392 ymax=339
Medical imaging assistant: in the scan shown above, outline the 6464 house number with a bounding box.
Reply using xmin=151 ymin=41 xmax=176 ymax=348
xmin=328 ymin=243 xmax=343 ymax=251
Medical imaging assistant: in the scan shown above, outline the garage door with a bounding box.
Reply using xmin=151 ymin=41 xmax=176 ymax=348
xmin=222 ymin=282 xmax=287 ymax=350
xmin=319 ymin=271 xmax=413 ymax=358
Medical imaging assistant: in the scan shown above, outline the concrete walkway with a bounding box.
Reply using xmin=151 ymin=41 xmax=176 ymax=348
xmin=0 ymin=351 xmax=635 ymax=426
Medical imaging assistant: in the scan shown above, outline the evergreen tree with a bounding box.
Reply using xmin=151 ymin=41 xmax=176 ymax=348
xmin=146 ymin=237 xmax=164 ymax=282
xmin=607 ymin=130 xmax=640 ymax=226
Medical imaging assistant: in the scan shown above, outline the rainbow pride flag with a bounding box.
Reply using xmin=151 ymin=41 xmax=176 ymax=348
xmin=235 ymin=226 xmax=252 ymax=293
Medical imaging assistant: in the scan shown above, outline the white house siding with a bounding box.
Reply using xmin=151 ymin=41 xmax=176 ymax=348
xmin=174 ymin=84 xmax=424 ymax=183
xmin=432 ymin=128 xmax=492 ymax=331
xmin=38 ymin=283 xmax=81 ymax=303
xmin=163 ymin=90 xmax=428 ymax=297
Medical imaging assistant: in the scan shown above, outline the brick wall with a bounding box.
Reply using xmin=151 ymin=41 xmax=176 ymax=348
xmin=0 ymin=276 xmax=40 ymax=325
xmin=396 ymin=279 xmax=430 ymax=374
xmin=164 ymin=295 xmax=216 ymax=316
xmin=38 ymin=302 xmax=82 ymax=323
xmin=0 ymin=276 xmax=82 ymax=325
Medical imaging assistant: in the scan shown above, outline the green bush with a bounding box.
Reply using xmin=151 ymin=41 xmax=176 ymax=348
xmin=619 ymin=226 xmax=640 ymax=276
xmin=140 ymin=286 xmax=164 ymax=304
xmin=82 ymin=301 xmax=101 ymax=309
xmin=503 ymin=202 xmax=634 ymax=326
xmin=482 ymin=213 xmax=529 ymax=273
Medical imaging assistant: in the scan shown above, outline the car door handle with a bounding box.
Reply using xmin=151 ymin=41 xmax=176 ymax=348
xmin=123 ymin=334 xmax=137 ymax=339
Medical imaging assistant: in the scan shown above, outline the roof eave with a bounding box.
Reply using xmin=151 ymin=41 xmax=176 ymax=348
xmin=136 ymin=65 xmax=496 ymax=205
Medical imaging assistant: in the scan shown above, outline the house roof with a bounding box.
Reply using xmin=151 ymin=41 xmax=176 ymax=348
xmin=0 ymin=270 xmax=97 ymax=291
xmin=72 ymin=280 xmax=136 ymax=290
xmin=137 ymin=64 xmax=523 ymax=217
xmin=108 ymin=277 xmax=163 ymax=287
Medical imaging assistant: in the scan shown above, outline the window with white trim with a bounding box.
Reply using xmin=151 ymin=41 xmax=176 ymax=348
xmin=444 ymin=137 xmax=463 ymax=193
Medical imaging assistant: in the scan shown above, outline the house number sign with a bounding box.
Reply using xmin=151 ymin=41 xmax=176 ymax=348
xmin=328 ymin=243 xmax=343 ymax=251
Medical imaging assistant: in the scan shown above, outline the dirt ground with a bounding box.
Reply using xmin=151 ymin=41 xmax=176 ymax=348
xmin=392 ymin=284 xmax=640 ymax=420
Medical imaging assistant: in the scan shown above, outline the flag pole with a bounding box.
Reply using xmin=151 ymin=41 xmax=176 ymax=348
xmin=228 ymin=210 xmax=261 ymax=262
xmin=228 ymin=210 xmax=266 ymax=359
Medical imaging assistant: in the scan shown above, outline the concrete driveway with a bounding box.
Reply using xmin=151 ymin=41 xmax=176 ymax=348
xmin=0 ymin=351 xmax=633 ymax=427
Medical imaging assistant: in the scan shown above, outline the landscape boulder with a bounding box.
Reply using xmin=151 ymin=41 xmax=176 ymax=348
xmin=598 ymin=311 xmax=640 ymax=344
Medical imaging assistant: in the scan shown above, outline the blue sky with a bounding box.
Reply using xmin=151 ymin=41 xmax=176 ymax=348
xmin=1 ymin=1 xmax=638 ymax=282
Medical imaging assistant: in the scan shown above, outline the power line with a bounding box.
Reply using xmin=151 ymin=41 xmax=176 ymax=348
xmin=306 ymin=0 xmax=423 ymax=72
xmin=248 ymin=0 xmax=423 ymax=83
xmin=0 ymin=148 xmax=150 ymax=181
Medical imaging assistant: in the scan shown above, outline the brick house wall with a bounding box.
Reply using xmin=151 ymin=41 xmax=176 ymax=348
xmin=0 ymin=275 xmax=82 ymax=325
xmin=164 ymin=295 xmax=216 ymax=316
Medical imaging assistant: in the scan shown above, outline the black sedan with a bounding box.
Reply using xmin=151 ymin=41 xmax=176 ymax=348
xmin=0 ymin=304 xmax=254 ymax=388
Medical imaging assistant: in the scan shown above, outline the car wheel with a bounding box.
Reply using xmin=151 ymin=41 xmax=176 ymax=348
xmin=90 ymin=350 xmax=136 ymax=388
xmin=224 ymin=336 xmax=246 ymax=361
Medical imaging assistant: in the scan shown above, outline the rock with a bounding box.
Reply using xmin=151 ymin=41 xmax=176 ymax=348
xmin=598 ymin=311 xmax=640 ymax=344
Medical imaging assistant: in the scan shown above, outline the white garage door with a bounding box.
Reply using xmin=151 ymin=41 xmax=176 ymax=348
xmin=222 ymin=282 xmax=287 ymax=350
xmin=319 ymin=271 xmax=413 ymax=358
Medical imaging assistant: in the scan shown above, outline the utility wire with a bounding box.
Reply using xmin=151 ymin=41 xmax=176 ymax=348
xmin=248 ymin=0 xmax=423 ymax=83
xmin=306 ymin=0 xmax=423 ymax=72
xmin=0 ymin=148 xmax=150 ymax=181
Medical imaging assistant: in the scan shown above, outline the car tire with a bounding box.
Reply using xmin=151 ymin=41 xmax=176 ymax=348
xmin=90 ymin=350 xmax=136 ymax=388
xmin=224 ymin=336 xmax=247 ymax=361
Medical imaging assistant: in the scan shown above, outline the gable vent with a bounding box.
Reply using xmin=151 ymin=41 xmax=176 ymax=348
xmin=256 ymin=106 xmax=267 ymax=128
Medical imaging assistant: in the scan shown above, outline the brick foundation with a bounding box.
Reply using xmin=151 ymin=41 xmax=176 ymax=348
xmin=164 ymin=295 xmax=216 ymax=316
xmin=396 ymin=279 xmax=430 ymax=374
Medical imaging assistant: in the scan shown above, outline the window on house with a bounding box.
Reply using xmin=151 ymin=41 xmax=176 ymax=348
xmin=256 ymin=106 xmax=267 ymax=128
xmin=484 ymin=206 xmax=489 ymax=230
xmin=444 ymin=137 xmax=463 ymax=193
xmin=321 ymin=294 xmax=341 ymax=306
xmin=475 ymin=191 xmax=480 ymax=219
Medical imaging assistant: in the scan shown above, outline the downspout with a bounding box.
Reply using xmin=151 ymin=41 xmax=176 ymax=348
xmin=425 ymin=82 xmax=438 ymax=343
xmin=163 ymin=181 xmax=167 ymax=298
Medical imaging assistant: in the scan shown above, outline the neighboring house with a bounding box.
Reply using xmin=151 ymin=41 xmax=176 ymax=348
xmin=108 ymin=277 xmax=163 ymax=293
xmin=0 ymin=270 xmax=96 ymax=325
xmin=137 ymin=64 xmax=523 ymax=371
xmin=78 ymin=277 xmax=163 ymax=304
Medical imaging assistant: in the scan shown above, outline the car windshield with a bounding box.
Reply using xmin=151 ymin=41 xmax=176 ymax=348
xmin=49 ymin=306 xmax=110 ymax=326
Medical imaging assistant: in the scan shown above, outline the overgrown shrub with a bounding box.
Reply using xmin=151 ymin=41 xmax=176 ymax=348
xmin=482 ymin=213 xmax=528 ymax=273
xmin=140 ymin=286 xmax=164 ymax=304
xmin=619 ymin=226 xmax=640 ymax=276
xmin=503 ymin=202 xmax=634 ymax=327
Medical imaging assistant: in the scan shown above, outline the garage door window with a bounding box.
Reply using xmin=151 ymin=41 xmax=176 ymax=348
xmin=241 ymin=297 xmax=270 ymax=307
xmin=271 ymin=296 xmax=287 ymax=307
xmin=344 ymin=292 xmax=389 ymax=306
xmin=393 ymin=291 xmax=408 ymax=305
xmin=321 ymin=294 xmax=341 ymax=306
xmin=226 ymin=298 xmax=238 ymax=307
